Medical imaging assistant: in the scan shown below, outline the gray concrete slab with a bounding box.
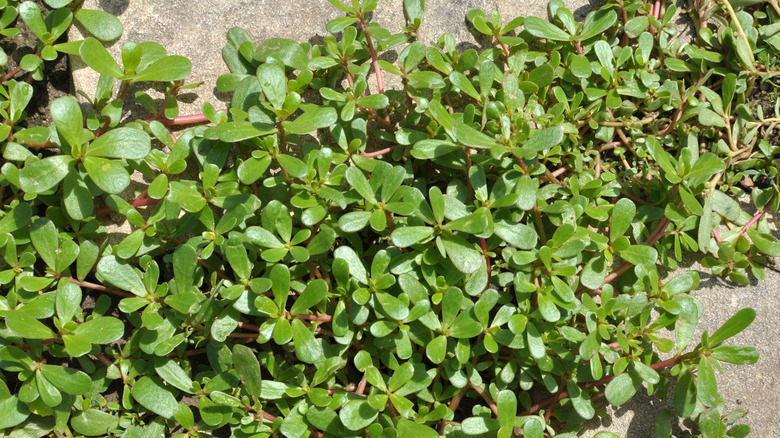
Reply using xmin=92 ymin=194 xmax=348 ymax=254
xmin=69 ymin=1 xmax=777 ymax=437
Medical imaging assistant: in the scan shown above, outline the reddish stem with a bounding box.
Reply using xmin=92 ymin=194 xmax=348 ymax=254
xmin=159 ymin=112 xmax=220 ymax=126
xmin=360 ymin=144 xmax=398 ymax=158
xmin=2 ymin=51 xmax=41 ymax=83
xmin=480 ymin=237 xmax=491 ymax=290
xmin=739 ymin=205 xmax=771 ymax=238
xmin=357 ymin=16 xmax=385 ymax=95
xmin=95 ymin=189 xmax=159 ymax=216
xmin=64 ymin=276 xmax=133 ymax=298
xmin=295 ymin=314 xmax=333 ymax=323
xmin=95 ymin=353 xmax=113 ymax=367
xmin=468 ymin=382 xmax=499 ymax=417
xmin=236 ymin=321 xmax=261 ymax=331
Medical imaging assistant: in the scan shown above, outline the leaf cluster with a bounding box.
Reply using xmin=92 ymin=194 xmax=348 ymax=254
xmin=0 ymin=0 xmax=778 ymax=437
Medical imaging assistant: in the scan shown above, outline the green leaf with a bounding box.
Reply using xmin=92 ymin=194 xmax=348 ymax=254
xmin=522 ymin=127 xmax=564 ymax=154
xmin=154 ymin=358 xmax=194 ymax=393
xmin=283 ymin=105 xmax=337 ymax=135
xmin=396 ymin=418 xmax=439 ymax=438
xmin=697 ymin=357 xmax=720 ymax=407
xmin=604 ymin=370 xmax=642 ymax=406
xmin=493 ymin=221 xmax=537 ymax=249
xmin=686 ymin=153 xmax=725 ymax=180
xmin=698 ymin=107 xmax=726 ymax=128
xmin=70 ymin=409 xmax=119 ymax=436
xmin=710 ymin=346 xmax=759 ymax=365
xmin=257 ymin=63 xmax=286 ymax=109
xmin=580 ymin=255 xmax=607 ymax=289
xmin=19 ymin=155 xmax=74 ymax=193
xmin=0 ymin=203 xmax=32 ymax=234
xmin=51 ymin=95 xmax=83 ymax=148
xmin=19 ymin=2 xmax=47 ymax=42
xmin=618 ymin=245 xmax=657 ymax=266
xmin=579 ymin=10 xmax=617 ymax=41
xmin=567 ymin=381 xmax=595 ymax=420
xmin=72 ymin=317 xmax=124 ymax=344
xmin=277 ymin=154 xmax=309 ymax=179
xmin=86 ymin=127 xmax=151 ymax=159
xmin=30 ymin=217 xmax=57 ymax=269
xmin=523 ymin=16 xmax=570 ymax=41
xmin=0 ymin=395 xmax=30 ymax=430
xmin=410 ymin=139 xmax=460 ymax=159
xmin=357 ymin=94 xmax=389 ymax=109
xmin=610 ymin=198 xmax=636 ymax=242
xmin=131 ymin=376 xmax=178 ymax=419
xmin=338 ymin=211 xmax=372 ymax=232
xmin=339 ymin=400 xmax=378 ymax=431
xmin=5 ymin=310 xmax=56 ymax=339
xmin=441 ymin=235 xmax=483 ymax=274
xmin=40 ymin=364 xmax=92 ymax=394
xmin=290 ymin=280 xmax=328 ymax=315
xmin=75 ymin=9 xmax=123 ymax=42
xmin=133 ymin=55 xmax=192 ymax=82
xmin=79 ymin=37 xmax=125 ymax=78
xmin=376 ymin=292 xmax=409 ymax=320
xmin=63 ymin=173 xmax=94 ymax=220
xmin=292 ymin=319 xmax=323 ymax=364
xmin=254 ymin=38 xmax=309 ymax=71
xmin=569 ymin=54 xmax=592 ymax=78
xmin=449 ymin=71 xmax=480 ymax=101
xmin=232 ymin=344 xmax=262 ymax=397
xmin=452 ymin=120 xmax=499 ymax=149
xmin=346 ymin=166 xmax=377 ymax=204
xmin=446 ymin=209 xmax=489 ymax=234
xmin=708 ymin=308 xmax=755 ymax=347
xmin=748 ymin=230 xmax=780 ymax=257
xmin=496 ymin=390 xmax=517 ymax=428
xmin=204 ymin=121 xmax=276 ymax=142
xmin=83 ymin=157 xmax=130 ymax=194
xmin=97 ymin=255 xmax=147 ymax=296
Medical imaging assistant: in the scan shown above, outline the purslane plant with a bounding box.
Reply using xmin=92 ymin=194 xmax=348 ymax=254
xmin=0 ymin=0 xmax=778 ymax=436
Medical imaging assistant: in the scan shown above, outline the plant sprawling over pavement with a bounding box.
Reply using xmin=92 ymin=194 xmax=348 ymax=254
xmin=0 ymin=0 xmax=778 ymax=436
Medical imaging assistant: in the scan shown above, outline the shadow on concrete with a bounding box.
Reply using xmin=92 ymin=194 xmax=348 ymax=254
xmin=98 ymin=0 xmax=129 ymax=16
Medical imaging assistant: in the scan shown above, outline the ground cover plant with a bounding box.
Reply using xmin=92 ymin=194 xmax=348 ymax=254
xmin=0 ymin=0 xmax=779 ymax=436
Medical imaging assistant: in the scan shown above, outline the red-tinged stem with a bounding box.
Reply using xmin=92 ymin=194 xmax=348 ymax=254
xmin=296 ymin=314 xmax=333 ymax=323
xmin=95 ymin=353 xmax=113 ymax=367
xmin=573 ymin=40 xmax=584 ymax=55
xmin=441 ymin=386 xmax=469 ymax=434
xmin=357 ymin=16 xmax=385 ymax=95
xmin=2 ymin=51 xmax=41 ymax=83
xmin=480 ymin=237 xmax=491 ymax=290
xmin=713 ymin=228 xmax=722 ymax=243
xmin=468 ymin=382 xmax=499 ymax=417
xmin=533 ymin=203 xmax=547 ymax=245
xmin=95 ymin=189 xmax=160 ymax=216
xmin=356 ymin=375 xmax=368 ymax=396
xmin=228 ymin=333 xmax=260 ymax=339
xmin=497 ymin=36 xmax=511 ymax=59
xmin=23 ymin=140 xmax=57 ymax=149
xmin=306 ymin=259 xmax=324 ymax=279
xmin=64 ymin=276 xmax=133 ymax=298
xmin=360 ymin=144 xmax=398 ymax=158
xmin=236 ymin=321 xmax=261 ymax=331
xmin=160 ymin=113 xmax=213 ymax=126
xmin=520 ymin=355 xmax=688 ymax=417
xmin=738 ymin=205 xmax=771 ymax=238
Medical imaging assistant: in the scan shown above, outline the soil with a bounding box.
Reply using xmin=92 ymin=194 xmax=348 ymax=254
xmin=1 ymin=0 xmax=71 ymax=128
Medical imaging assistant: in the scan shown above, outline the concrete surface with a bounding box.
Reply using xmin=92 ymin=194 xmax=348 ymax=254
xmin=69 ymin=1 xmax=777 ymax=436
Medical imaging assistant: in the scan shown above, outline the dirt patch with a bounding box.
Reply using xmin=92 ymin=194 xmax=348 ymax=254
xmin=1 ymin=0 xmax=71 ymax=128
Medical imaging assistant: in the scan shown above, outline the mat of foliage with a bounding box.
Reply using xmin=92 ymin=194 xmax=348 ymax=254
xmin=1 ymin=0 xmax=779 ymax=436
